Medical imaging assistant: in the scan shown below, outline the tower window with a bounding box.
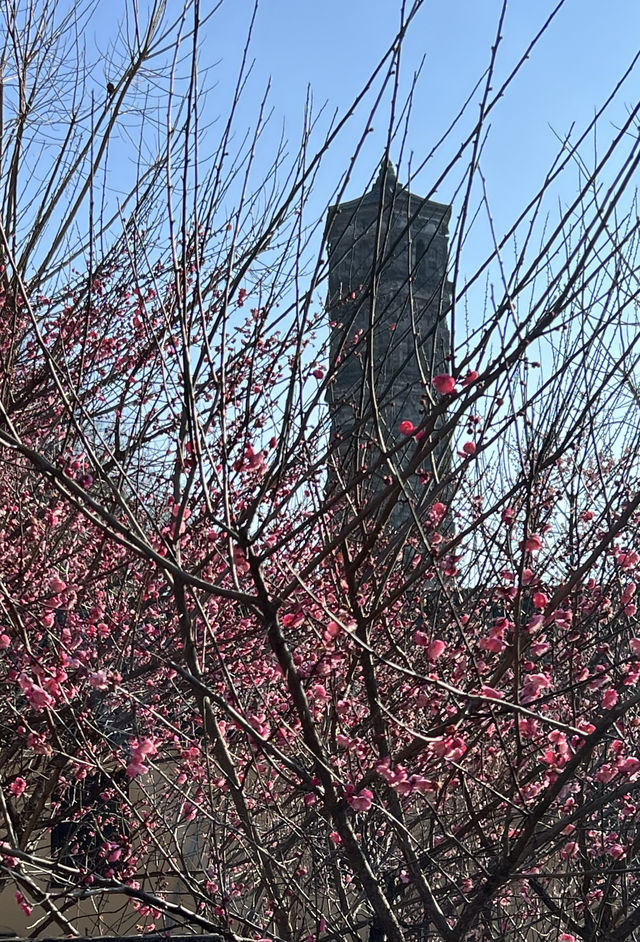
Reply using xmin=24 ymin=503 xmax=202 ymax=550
xmin=413 ymin=238 xmax=425 ymax=285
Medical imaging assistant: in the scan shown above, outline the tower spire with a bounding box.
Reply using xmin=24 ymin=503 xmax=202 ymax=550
xmin=371 ymin=155 xmax=398 ymax=196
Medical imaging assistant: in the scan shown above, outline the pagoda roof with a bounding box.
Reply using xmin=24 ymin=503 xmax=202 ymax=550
xmin=325 ymin=157 xmax=450 ymax=236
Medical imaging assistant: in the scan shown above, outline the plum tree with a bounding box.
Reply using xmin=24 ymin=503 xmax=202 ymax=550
xmin=2 ymin=2 xmax=640 ymax=941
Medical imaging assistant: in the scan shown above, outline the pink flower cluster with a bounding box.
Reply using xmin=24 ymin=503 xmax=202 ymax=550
xmin=431 ymin=370 xmax=479 ymax=397
xmin=18 ymin=673 xmax=55 ymax=712
xmin=478 ymin=616 xmax=512 ymax=655
xmin=376 ymin=759 xmax=435 ymax=796
xmin=413 ymin=633 xmax=446 ymax=660
xmin=126 ymin=737 xmax=158 ymax=778
xmin=9 ymin=777 xmax=27 ymax=797
xmin=521 ymin=672 xmax=552 ymax=704
xmin=345 ymin=786 xmax=374 ymax=812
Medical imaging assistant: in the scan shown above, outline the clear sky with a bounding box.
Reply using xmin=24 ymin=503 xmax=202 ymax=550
xmin=167 ymin=0 xmax=636 ymax=350
xmin=68 ymin=0 xmax=640 ymax=340
xmin=201 ymin=0 xmax=640 ymax=228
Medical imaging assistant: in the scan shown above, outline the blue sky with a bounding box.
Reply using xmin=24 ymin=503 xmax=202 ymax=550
xmin=69 ymin=0 xmax=640 ymax=352
xmin=167 ymin=0 xmax=639 ymax=371
xmin=201 ymin=0 xmax=640 ymax=232
xmin=75 ymin=0 xmax=640 ymax=264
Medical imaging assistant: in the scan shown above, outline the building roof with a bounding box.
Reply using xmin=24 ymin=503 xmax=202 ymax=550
xmin=325 ymin=156 xmax=451 ymax=237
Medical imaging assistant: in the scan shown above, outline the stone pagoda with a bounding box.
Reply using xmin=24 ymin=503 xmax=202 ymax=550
xmin=324 ymin=159 xmax=452 ymax=530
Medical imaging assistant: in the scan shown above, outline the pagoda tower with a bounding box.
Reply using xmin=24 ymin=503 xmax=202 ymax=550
xmin=324 ymin=159 xmax=452 ymax=531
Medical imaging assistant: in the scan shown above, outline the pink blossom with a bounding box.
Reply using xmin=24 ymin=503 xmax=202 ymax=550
xmin=89 ymin=670 xmax=109 ymax=689
xmin=393 ymin=779 xmax=413 ymax=797
xmin=329 ymin=831 xmax=342 ymax=844
xmin=323 ymin=621 xmax=340 ymax=642
xmin=596 ymin=764 xmax=616 ymax=783
xmin=282 ymin=611 xmax=304 ymax=628
xmin=617 ymin=756 xmax=640 ymax=776
xmin=622 ymin=582 xmax=636 ymax=603
xmin=532 ymin=591 xmax=548 ymax=609
xmin=49 ymin=574 xmax=66 ymax=593
xmin=399 ymin=420 xmax=416 ymax=436
xmin=560 ymin=842 xmax=579 ymax=862
xmin=135 ymin=737 xmax=158 ymax=757
xmin=461 ymin=441 xmax=476 ymax=455
xmin=378 ymin=763 xmax=407 ymax=789
xmin=607 ymin=843 xmax=626 ymax=860
xmin=312 ymin=368 xmax=324 ymax=380
xmin=530 ymin=640 xmax=550 ymax=656
xmin=624 ymin=663 xmax=640 ymax=686
xmin=18 ymin=674 xmax=55 ymax=711
xmin=429 ymin=502 xmax=447 ymax=525
xmin=427 ymin=639 xmax=446 ymax=661
xmin=520 ymin=672 xmax=551 ymax=704
xmin=501 ymin=506 xmax=515 ymax=524
xmin=432 ymin=373 xmax=456 ymax=395
xmin=630 ymin=638 xmax=640 ymax=657
xmin=478 ymin=637 xmax=506 ymax=654
xmin=15 ymin=891 xmax=32 ymax=917
xmin=244 ymin=445 xmax=266 ymax=472
xmin=127 ymin=736 xmax=158 ymax=778
xmin=618 ymin=550 xmax=640 ymax=570
xmin=126 ymin=759 xmax=149 ymax=779
xmin=461 ymin=370 xmax=479 ymax=386
xmin=442 ymin=554 xmax=460 ymax=576
xmin=478 ymin=686 xmax=504 ymax=700
xmin=601 ymin=688 xmax=618 ymax=710
xmin=549 ymin=730 xmax=569 ymax=754
xmin=408 ymin=774 xmax=436 ymax=793
xmin=233 ymin=546 xmax=250 ymax=574
xmin=553 ymin=608 xmax=573 ymax=627
xmin=0 ymin=634 xmax=9 ymax=649
xmin=519 ymin=718 xmax=540 ymax=738
xmin=310 ymin=683 xmax=330 ymax=703
xmin=522 ymin=534 xmax=543 ymax=553
xmin=181 ymin=801 xmax=197 ymax=820
xmin=9 ymin=777 xmax=27 ymax=797
xmin=347 ymin=788 xmax=373 ymax=812
xmin=527 ymin=614 xmax=544 ymax=632
xmin=431 ymin=735 xmax=466 ymax=760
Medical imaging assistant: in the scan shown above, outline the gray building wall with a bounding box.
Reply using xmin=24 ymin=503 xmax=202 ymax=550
xmin=325 ymin=160 xmax=452 ymax=531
